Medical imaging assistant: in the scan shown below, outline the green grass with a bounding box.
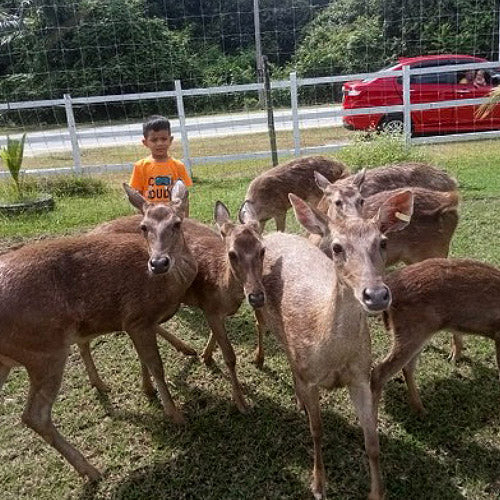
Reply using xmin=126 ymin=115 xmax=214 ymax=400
xmin=1 ymin=139 xmax=500 ymax=499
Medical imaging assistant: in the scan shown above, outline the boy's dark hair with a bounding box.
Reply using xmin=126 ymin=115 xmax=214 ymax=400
xmin=143 ymin=115 xmax=171 ymax=138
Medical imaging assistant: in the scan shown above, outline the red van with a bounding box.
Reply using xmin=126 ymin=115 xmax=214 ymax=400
xmin=342 ymin=54 xmax=500 ymax=134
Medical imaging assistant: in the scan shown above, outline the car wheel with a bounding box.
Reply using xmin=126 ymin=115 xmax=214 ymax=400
xmin=378 ymin=115 xmax=405 ymax=134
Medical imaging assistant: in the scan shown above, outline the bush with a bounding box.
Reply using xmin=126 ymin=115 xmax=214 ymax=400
xmin=334 ymin=132 xmax=428 ymax=171
xmin=23 ymin=175 xmax=108 ymax=198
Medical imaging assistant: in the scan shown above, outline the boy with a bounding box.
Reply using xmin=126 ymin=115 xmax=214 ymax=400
xmin=130 ymin=115 xmax=192 ymax=205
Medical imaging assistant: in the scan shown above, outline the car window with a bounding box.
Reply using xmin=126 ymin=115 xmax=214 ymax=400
xmin=410 ymin=72 xmax=458 ymax=85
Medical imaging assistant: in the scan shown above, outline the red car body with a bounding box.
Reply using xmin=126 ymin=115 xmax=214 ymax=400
xmin=342 ymin=54 xmax=500 ymax=134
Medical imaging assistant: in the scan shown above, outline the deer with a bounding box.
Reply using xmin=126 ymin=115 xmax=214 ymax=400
xmin=86 ymin=200 xmax=266 ymax=413
xmin=0 ymin=181 xmax=197 ymax=480
xmin=244 ymin=155 xmax=347 ymax=232
xmin=371 ymin=258 xmax=500 ymax=416
xmin=254 ymin=189 xmax=414 ymax=499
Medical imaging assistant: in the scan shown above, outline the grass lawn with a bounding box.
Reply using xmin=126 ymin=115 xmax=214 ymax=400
xmin=0 ymin=138 xmax=500 ymax=499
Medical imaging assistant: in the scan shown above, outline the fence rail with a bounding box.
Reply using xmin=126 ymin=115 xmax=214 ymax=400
xmin=1 ymin=60 xmax=500 ymax=178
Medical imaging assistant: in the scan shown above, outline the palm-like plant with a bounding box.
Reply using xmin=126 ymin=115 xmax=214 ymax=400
xmin=0 ymin=134 xmax=27 ymax=197
xmin=475 ymin=86 xmax=500 ymax=119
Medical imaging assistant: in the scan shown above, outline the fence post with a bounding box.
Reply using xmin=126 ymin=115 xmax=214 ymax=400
xmin=174 ymin=79 xmax=192 ymax=176
xmin=402 ymin=65 xmax=411 ymax=148
xmin=290 ymin=71 xmax=301 ymax=157
xmin=262 ymin=56 xmax=278 ymax=166
xmin=63 ymin=94 xmax=82 ymax=174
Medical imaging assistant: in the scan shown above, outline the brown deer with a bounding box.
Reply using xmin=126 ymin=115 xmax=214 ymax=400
xmin=245 ymin=155 xmax=347 ymax=231
xmin=255 ymin=190 xmax=414 ymax=499
xmin=87 ymin=200 xmax=266 ymax=413
xmin=0 ymin=182 xmax=197 ymax=480
xmin=371 ymin=258 xmax=500 ymax=415
xmin=334 ymin=162 xmax=457 ymax=198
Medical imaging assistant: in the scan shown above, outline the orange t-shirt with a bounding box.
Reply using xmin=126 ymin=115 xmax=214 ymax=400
xmin=129 ymin=156 xmax=193 ymax=203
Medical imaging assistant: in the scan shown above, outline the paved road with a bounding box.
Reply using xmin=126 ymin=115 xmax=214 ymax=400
xmin=3 ymin=105 xmax=344 ymax=156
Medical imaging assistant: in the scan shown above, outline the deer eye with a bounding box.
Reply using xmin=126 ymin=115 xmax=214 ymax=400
xmin=380 ymin=239 xmax=387 ymax=250
xmin=260 ymin=247 xmax=265 ymax=258
xmin=173 ymin=220 xmax=181 ymax=230
xmin=228 ymin=250 xmax=238 ymax=262
xmin=332 ymin=243 xmax=343 ymax=254
xmin=335 ymin=200 xmax=342 ymax=207
xmin=140 ymin=224 xmax=147 ymax=233
xmin=359 ymin=199 xmax=365 ymax=206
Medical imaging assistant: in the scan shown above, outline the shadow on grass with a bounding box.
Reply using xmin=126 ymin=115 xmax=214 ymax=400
xmin=381 ymin=362 xmax=500 ymax=494
xmin=78 ymin=383 xmax=463 ymax=500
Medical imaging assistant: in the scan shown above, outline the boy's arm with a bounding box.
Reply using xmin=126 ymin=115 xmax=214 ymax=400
xmin=177 ymin=162 xmax=193 ymax=187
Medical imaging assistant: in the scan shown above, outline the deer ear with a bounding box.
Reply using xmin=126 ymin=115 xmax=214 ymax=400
xmin=314 ymin=171 xmax=332 ymax=192
xmin=289 ymin=193 xmax=329 ymax=236
xmin=123 ymin=183 xmax=147 ymax=213
xmin=214 ymin=201 xmax=234 ymax=237
xmin=238 ymin=200 xmax=260 ymax=231
xmin=352 ymin=168 xmax=366 ymax=189
xmin=375 ymin=190 xmax=414 ymax=234
xmin=170 ymin=180 xmax=188 ymax=215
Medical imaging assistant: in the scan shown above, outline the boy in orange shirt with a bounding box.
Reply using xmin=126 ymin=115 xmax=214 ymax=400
xmin=130 ymin=115 xmax=192 ymax=206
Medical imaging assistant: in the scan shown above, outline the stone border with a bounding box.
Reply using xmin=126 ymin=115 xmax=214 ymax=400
xmin=0 ymin=194 xmax=55 ymax=215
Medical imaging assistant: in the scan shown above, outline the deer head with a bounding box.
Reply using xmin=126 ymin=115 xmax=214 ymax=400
xmin=215 ymin=200 xmax=266 ymax=308
xmin=315 ymin=169 xmax=366 ymax=220
xmin=290 ymin=190 xmax=413 ymax=313
xmin=123 ymin=180 xmax=188 ymax=275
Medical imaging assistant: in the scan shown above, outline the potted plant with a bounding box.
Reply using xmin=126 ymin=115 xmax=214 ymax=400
xmin=0 ymin=134 xmax=54 ymax=215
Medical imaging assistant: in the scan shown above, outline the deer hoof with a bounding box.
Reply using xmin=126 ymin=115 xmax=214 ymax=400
xmin=178 ymin=343 xmax=197 ymax=356
xmin=252 ymin=354 xmax=264 ymax=369
xmin=169 ymin=410 xmax=186 ymax=425
xmin=311 ymin=484 xmax=325 ymax=499
xmin=92 ymin=381 xmax=111 ymax=394
xmin=83 ymin=464 xmax=102 ymax=482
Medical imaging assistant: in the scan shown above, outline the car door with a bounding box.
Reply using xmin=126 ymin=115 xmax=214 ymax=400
xmin=408 ymin=70 xmax=459 ymax=133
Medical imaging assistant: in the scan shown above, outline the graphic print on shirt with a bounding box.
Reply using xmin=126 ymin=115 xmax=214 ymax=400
xmin=146 ymin=175 xmax=173 ymax=201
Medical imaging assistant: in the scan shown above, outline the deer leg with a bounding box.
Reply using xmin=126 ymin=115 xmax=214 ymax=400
xmin=0 ymin=361 xmax=11 ymax=393
xmin=402 ymin=351 xmax=426 ymax=415
xmin=154 ymin=325 xmax=197 ymax=356
xmin=494 ymin=337 xmax=500 ymax=382
xmin=205 ymin=314 xmax=249 ymax=413
xmin=78 ymin=342 xmax=110 ymax=393
xmin=274 ymin=212 xmax=286 ymax=232
xmin=349 ymin=381 xmax=384 ymax=500
xmin=371 ymin=336 xmax=425 ymax=415
xmin=449 ymin=332 xmax=464 ymax=363
xmin=139 ymin=360 xmax=157 ymax=399
xmin=253 ymin=308 xmax=266 ymax=369
xmin=127 ymin=328 xmax=185 ymax=424
xmin=23 ymin=352 xmax=101 ymax=480
xmin=295 ymin=380 xmax=325 ymax=499
xmin=201 ymin=334 xmax=218 ymax=365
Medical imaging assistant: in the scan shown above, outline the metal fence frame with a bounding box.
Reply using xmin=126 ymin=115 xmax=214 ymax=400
xmin=1 ymin=60 xmax=500 ymax=178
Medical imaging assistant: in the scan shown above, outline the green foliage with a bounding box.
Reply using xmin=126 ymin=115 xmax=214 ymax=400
xmin=335 ymin=132 xmax=427 ymax=171
xmin=0 ymin=133 xmax=26 ymax=196
xmin=23 ymin=175 xmax=108 ymax=198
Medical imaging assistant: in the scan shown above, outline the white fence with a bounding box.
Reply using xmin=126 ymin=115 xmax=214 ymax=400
xmin=1 ymin=60 xmax=500 ymax=178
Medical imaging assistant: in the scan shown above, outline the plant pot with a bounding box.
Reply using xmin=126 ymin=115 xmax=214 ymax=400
xmin=0 ymin=194 xmax=55 ymax=215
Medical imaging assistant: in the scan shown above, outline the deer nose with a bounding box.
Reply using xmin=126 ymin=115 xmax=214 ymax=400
xmin=248 ymin=291 xmax=266 ymax=308
xmin=149 ymin=256 xmax=171 ymax=274
xmin=362 ymin=286 xmax=391 ymax=312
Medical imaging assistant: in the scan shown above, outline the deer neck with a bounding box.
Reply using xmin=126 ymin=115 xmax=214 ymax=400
xmin=320 ymin=277 xmax=364 ymax=342
xmin=222 ymin=256 xmax=245 ymax=302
